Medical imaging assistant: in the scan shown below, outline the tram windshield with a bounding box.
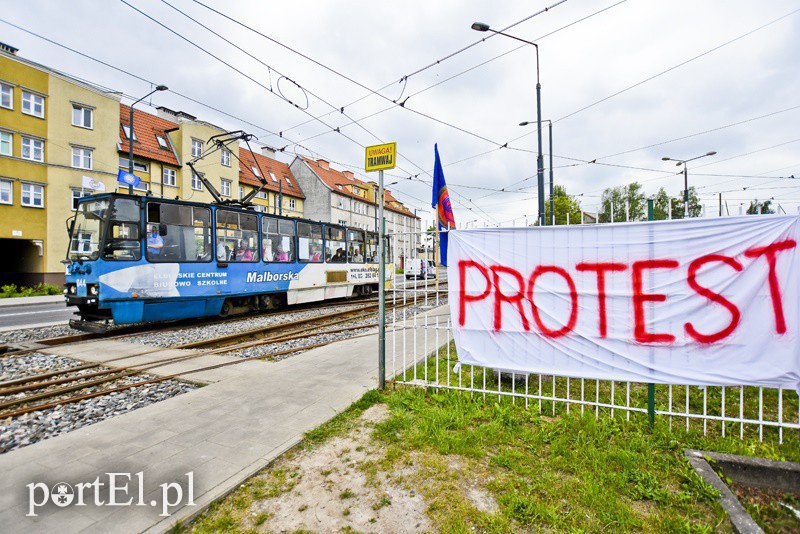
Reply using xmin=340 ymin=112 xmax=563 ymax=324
xmin=68 ymin=198 xmax=110 ymax=261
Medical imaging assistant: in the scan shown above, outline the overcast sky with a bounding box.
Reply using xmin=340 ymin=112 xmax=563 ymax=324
xmin=3 ymin=0 xmax=800 ymax=227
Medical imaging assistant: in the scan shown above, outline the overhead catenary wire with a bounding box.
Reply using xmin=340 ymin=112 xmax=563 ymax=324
xmin=551 ymin=6 xmax=800 ymax=124
xmin=124 ymin=1 xmax=508 ymax=222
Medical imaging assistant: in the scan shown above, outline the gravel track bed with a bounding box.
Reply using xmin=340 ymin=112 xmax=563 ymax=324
xmin=0 ymin=299 xmax=446 ymax=455
xmin=1 ymin=352 xmax=85 ymax=381
xmin=0 ymin=324 xmax=83 ymax=345
xmin=0 ymin=352 xmax=196 ymax=454
xmin=220 ymin=300 xmax=448 ymax=362
xmin=123 ymin=303 xmax=372 ymax=348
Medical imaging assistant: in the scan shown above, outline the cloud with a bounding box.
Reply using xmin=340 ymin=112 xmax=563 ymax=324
xmin=3 ymin=0 xmax=799 ymax=225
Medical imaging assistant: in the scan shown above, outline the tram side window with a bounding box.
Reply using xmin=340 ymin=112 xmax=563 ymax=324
xmin=262 ymin=217 xmax=296 ymax=263
xmin=103 ymin=198 xmax=142 ymax=261
xmin=146 ymin=202 xmax=211 ymax=262
xmin=297 ymin=222 xmax=323 ymax=263
xmin=216 ymin=209 xmax=259 ymax=262
xmin=347 ymin=229 xmax=365 ymax=263
xmin=325 ymin=226 xmax=346 ymax=263
xmin=366 ymin=232 xmax=378 ymax=263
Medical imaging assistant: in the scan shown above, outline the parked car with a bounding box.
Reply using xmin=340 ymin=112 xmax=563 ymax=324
xmin=405 ymin=258 xmax=436 ymax=279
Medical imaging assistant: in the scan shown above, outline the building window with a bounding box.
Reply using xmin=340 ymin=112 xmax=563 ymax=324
xmin=220 ymin=179 xmax=231 ymax=197
xmin=162 ymin=167 xmax=176 ymax=187
xmin=251 ymin=165 xmax=260 ymax=177
xmin=71 ymin=189 xmax=91 ymax=211
xmin=71 ymin=147 xmax=93 ymax=169
xmin=191 ymin=173 xmax=203 ymax=191
xmin=117 ymin=157 xmax=147 ymax=172
xmin=238 ymin=186 xmax=244 ymax=200
xmin=256 ymin=190 xmax=267 ymax=199
xmin=133 ymin=181 xmax=149 ymax=192
xmin=284 ymin=174 xmax=292 ymax=185
xmin=289 ymin=198 xmax=296 ymax=210
xmin=155 ymin=135 xmax=169 ymax=149
xmin=0 ymin=179 xmax=11 ymax=204
xmin=21 ymin=91 xmax=44 ymax=118
xmin=221 ymin=149 xmax=230 ymax=166
xmin=121 ymin=124 xmax=136 ymax=140
xmin=338 ymin=219 xmax=347 ymax=227
xmin=268 ymin=171 xmax=278 ymax=183
xmin=71 ymin=104 xmax=93 ymax=129
xmin=21 ymin=137 xmax=44 ymax=162
xmin=0 ymin=131 xmax=11 ymax=156
xmin=21 ymin=183 xmax=44 ymax=207
xmin=0 ymin=83 xmax=12 ymax=109
xmin=191 ymin=139 xmax=203 ymax=157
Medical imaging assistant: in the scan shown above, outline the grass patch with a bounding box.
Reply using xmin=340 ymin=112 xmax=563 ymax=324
xmin=186 ymin=378 xmax=798 ymax=532
xmin=403 ymin=341 xmax=800 ymax=451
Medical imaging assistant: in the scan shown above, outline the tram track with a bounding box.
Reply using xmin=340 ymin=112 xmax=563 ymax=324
xmin=0 ymin=295 xmax=381 ymax=357
xmin=0 ymin=287 xmax=447 ymax=422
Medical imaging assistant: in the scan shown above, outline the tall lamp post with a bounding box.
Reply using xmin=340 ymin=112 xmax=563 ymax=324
xmin=520 ymin=119 xmax=553 ymax=224
xmin=661 ymin=151 xmax=716 ymax=218
xmin=128 ymin=85 xmax=168 ymax=194
xmin=472 ymin=22 xmax=545 ymax=226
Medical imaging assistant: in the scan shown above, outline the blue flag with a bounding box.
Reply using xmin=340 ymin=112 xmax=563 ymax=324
xmin=117 ymin=169 xmax=140 ymax=188
xmin=431 ymin=144 xmax=455 ymax=266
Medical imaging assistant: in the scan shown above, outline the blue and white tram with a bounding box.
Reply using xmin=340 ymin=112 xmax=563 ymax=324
xmin=64 ymin=193 xmax=392 ymax=331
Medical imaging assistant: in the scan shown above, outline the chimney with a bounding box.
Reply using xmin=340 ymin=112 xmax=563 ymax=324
xmin=261 ymin=145 xmax=276 ymax=158
xmin=155 ymin=106 xmax=195 ymax=122
xmin=0 ymin=42 xmax=18 ymax=55
xmin=317 ymin=159 xmax=330 ymax=170
xmin=343 ymin=170 xmax=354 ymax=180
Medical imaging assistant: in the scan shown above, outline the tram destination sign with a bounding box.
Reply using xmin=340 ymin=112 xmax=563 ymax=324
xmin=365 ymin=142 xmax=396 ymax=172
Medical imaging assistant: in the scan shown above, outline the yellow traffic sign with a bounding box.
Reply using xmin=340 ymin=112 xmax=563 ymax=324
xmin=365 ymin=142 xmax=396 ymax=172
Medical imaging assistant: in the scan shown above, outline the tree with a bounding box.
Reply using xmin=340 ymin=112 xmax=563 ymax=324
xmin=652 ymin=186 xmax=702 ymax=220
xmin=598 ymin=182 xmax=646 ymax=223
xmin=746 ymin=199 xmax=775 ymax=215
xmin=544 ymin=184 xmax=583 ymax=225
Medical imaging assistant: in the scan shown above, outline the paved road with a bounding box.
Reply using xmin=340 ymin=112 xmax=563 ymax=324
xmin=0 ymin=301 xmax=74 ymax=331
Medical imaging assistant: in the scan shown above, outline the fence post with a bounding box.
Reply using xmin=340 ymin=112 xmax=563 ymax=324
xmin=647 ymin=198 xmax=656 ymax=425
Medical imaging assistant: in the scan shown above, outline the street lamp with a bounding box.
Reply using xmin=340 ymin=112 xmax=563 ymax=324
xmin=128 ymin=85 xmax=168 ymax=194
xmin=472 ymin=22 xmax=545 ymax=226
xmin=661 ymin=151 xmax=716 ymax=218
xmin=520 ymin=119 xmax=553 ymax=225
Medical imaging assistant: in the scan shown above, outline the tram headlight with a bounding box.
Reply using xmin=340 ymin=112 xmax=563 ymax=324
xmin=88 ymin=284 xmax=98 ymax=296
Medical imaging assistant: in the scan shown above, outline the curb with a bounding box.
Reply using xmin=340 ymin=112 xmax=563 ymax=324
xmin=0 ymin=295 xmax=64 ymax=307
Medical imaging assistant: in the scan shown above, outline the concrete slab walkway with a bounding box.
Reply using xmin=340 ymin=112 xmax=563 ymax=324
xmin=0 ymin=305 xmax=450 ymax=533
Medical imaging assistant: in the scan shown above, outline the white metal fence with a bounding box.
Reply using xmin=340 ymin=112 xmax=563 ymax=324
xmin=387 ymin=227 xmax=799 ymax=446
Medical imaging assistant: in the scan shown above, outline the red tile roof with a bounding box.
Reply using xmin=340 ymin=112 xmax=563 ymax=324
xmin=239 ymin=149 xmax=305 ymax=199
xmin=300 ymin=157 xmax=417 ymax=219
xmin=118 ymin=104 xmax=180 ymax=166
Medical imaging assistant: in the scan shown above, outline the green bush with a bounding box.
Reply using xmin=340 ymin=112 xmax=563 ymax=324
xmin=0 ymin=283 xmax=63 ymax=298
xmin=1 ymin=284 xmax=17 ymax=295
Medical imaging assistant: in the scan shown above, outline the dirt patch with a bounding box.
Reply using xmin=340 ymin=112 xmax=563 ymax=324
xmin=248 ymin=404 xmax=431 ymax=533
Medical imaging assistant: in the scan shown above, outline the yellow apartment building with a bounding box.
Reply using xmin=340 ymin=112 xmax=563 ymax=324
xmin=0 ymin=43 xmax=120 ymax=286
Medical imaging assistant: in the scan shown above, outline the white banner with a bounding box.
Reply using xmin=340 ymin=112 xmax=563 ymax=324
xmin=447 ymin=216 xmax=800 ymax=389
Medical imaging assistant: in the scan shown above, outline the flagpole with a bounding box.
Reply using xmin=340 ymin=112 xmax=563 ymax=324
xmin=435 ymin=224 xmax=440 ymax=298
xmin=378 ymin=169 xmax=386 ymax=390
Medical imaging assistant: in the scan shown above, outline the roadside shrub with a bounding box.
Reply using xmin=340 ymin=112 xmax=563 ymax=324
xmin=0 ymin=283 xmax=62 ymax=298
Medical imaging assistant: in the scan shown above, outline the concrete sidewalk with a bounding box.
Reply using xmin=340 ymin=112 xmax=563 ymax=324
xmin=0 ymin=305 xmax=449 ymax=533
